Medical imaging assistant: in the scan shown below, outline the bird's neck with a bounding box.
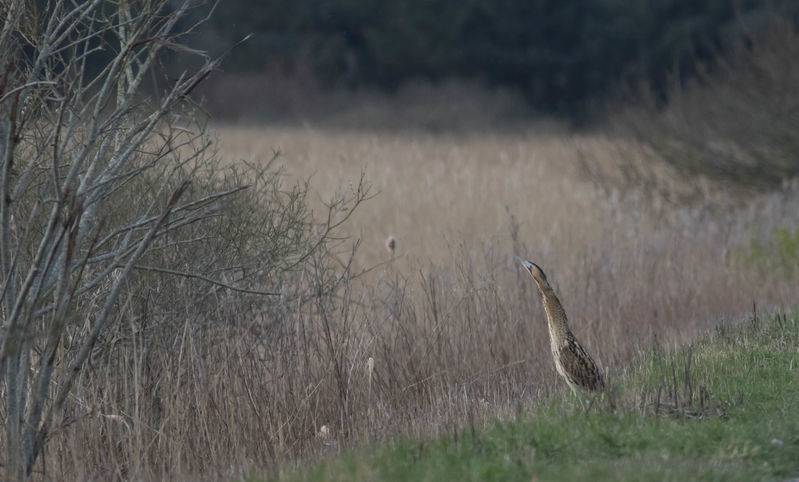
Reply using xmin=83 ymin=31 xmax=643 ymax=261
xmin=537 ymin=285 xmax=571 ymax=341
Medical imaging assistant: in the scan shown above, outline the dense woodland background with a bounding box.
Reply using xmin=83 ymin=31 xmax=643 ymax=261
xmin=191 ymin=0 xmax=799 ymax=115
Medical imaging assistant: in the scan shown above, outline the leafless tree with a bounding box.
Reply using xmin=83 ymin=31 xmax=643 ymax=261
xmin=0 ymin=1 xmax=238 ymax=478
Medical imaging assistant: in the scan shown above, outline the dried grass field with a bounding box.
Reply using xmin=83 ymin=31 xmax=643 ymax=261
xmin=214 ymin=124 xmax=797 ymax=443
xmin=47 ymin=123 xmax=799 ymax=479
xmin=216 ymin=123 xmax=796 ymax=322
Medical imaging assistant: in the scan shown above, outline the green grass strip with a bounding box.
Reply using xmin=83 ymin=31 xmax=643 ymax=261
xmin=264 ymin=312 xmax=799 ymax=482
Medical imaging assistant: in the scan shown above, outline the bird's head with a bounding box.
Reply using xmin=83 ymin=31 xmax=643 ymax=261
xmin=516 ymin=257 xmax=549 ymax=286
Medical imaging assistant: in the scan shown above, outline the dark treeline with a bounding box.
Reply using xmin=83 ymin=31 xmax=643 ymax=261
xmin=192 ymin=0 xmax=798 ymax=115
xmin=20 ymin=1 xmax=794 ymax=116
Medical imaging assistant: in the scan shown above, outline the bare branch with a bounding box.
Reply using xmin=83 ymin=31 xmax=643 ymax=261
xmin=27 ymin=181 xmax=191 ymax=473
xmin=0 ymin=81 xmax=57 ymax=104
xmin=133 ymin=265 xmax=280 ymax=296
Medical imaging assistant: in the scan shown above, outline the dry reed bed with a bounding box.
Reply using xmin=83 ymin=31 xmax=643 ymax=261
xmin=43 ymin=125 xmax=799 ymax=479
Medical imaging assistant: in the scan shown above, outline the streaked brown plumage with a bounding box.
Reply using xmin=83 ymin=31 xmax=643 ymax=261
xmin=519 ymin=259 xmax=604 ymax=394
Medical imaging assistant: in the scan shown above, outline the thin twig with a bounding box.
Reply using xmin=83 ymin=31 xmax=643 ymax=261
xmin=133 ymin=265 xmax=280 ymax=296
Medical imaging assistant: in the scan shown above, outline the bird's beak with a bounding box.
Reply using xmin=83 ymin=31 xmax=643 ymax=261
xmin=515 ymin=256 xmax=532 ymax=270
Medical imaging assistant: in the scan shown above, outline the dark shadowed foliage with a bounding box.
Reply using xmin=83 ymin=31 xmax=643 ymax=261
xmin=191 ymin=0 xmax=798 ymax=116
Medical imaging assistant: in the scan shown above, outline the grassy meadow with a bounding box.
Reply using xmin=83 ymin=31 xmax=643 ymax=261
xmin=208 ymin=124 xmax=798 ymax=475
xmin=276 ymin=311 xmax=799 ymax=481
xmin=40 ymin=120 xmax=799 ymax=479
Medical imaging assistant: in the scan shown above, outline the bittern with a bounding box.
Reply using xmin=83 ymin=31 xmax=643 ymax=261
xmin=518 ymin=258 xmax=604 ymax=394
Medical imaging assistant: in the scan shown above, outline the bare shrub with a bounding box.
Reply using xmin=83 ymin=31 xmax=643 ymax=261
xmin=0 ymin=1 xmax=372 ymax=479
xmin=605 ymin=20 xmax=799 ymax=194
xmin=0 ymin=1 xmax=222 ymax=477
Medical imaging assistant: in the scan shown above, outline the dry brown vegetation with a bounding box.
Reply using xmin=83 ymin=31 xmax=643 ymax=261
xmin=6 ymin=4 xmax=799 ymax=478
xmin=35 ymin=122 xmax=798 ymax=480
